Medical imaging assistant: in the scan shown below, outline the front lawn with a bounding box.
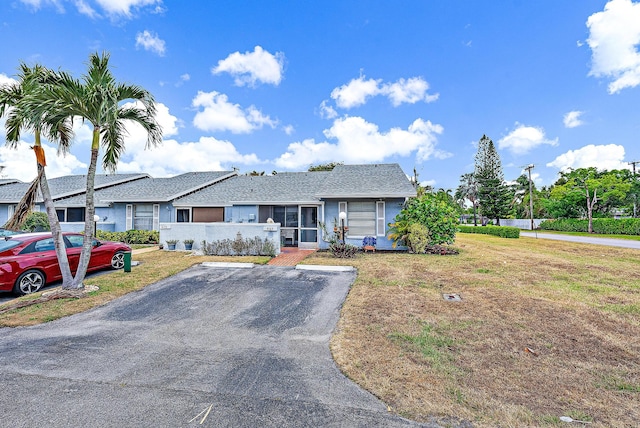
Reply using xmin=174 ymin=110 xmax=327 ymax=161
xmin=304 ymin=234 xmax=640 ymax=427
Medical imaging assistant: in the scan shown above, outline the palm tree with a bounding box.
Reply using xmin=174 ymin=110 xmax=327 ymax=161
xmin=30 ymin=52 xmax=162 ymax=289
xmin=455 ymin=172 xmax=479 ymax=226
xmin=0 ymin=63 xmax=76 ymax=289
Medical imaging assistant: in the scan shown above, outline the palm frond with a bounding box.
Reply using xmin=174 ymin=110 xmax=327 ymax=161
xmin=3 ymin=168 xmax=43 ymax=231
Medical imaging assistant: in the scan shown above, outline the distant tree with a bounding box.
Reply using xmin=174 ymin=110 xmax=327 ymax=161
xmin=474 ymin=135 xmax=510 ymax=225
xmin=455 ymin=172 xmax=479 ymax=225
xmin=308 ymin=161 xmax=343 ymax=171
xmin=247 ymin=170 xmax=265 ymax=176
xmin=546 ymin=167 xmax=630 ymax=232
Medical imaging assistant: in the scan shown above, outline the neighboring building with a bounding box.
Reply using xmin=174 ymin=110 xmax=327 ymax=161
xmin=0 ymin=164 xmax=416 ymax=250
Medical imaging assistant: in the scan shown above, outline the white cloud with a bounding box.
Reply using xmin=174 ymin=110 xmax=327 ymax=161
xmin=330 ymin=75 xmax=438 ymax=109
xmin=282 ymin=124 xmax=295 ymax=135
xmin=274 ymin=116 xmax=446 ymax=169
xmin=74 ymin=0 xmax=98 ymax=18
xmin=135 ymin=30 xmax=166 ymax=56
xmin=563 ymin=110 xmax=585 ymax=128
xmin=318 ymin=100 xmax=338 ymax=119
xmin=381 ymin=77 xmax=439 ymax=106
xmin=0 ymin=141 xmax=87 ymax=182
xmin=19 ymin=0 xmax=64 ymax=12
xmin=586 ymin=0 xmax=640 ymax=93
xmin=498 ymin=123 xmax=558 ymax=155
xmin=192 ymin=91 xmax=276 ymax=134
xmin=546 ymin=144 xmax=628 ymax=171
xmin=330 ymin=76 xmax=381 ymax=109
xmin=116 ymin=136 xmax=261 ymax=176
xmin=212 ymin=46 xmax=285 ymax=87
xmin=94 ymin=0 xmax=162 ymax=18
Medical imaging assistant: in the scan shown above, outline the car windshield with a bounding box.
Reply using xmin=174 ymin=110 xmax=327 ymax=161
xmin=0 ymin=239 xmax=22 ymax=252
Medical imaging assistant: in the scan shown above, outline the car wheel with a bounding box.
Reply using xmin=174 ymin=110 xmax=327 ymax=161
xmin=111 ymin=251 xmax=125 ymax=269
xmin=14 ymin=270 xmax=45 ymax=296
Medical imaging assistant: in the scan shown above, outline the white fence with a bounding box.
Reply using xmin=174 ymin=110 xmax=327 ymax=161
xmin=497 ymin=219 xmax=547 ymax=230
xmin=158 ymin=222 xmax=281 ymax=254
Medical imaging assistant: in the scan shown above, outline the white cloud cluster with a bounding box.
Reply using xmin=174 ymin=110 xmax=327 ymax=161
xmin=586 ymin=0 xmax=640 ymax=93
xmin=212 ymin=46 xmax=285 ymax=87
xmin=192 ymin=91 xmax=277 ymax=134
xmin=19 ymin=0 xmax=163 ymax=18
xmin=274 ymin=117 xmax=446 ymax=169
xmin=563 ymin=110 xmax=585 ymax=128
xmin=330 ymin=75 xmax=439 ymax=109
xmin=498 ymin=123 xmax=558 ymax=155
xmin=135 ymin=30 xmax=166 ymax=56
xmin=0 ymin=141 xmax=87 ymax=182
xmin=546 ymin=144 xmax=628 ymax=171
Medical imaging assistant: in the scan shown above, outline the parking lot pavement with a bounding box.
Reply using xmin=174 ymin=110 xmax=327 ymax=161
xmin=0 ymin=264 xmax=437 ymax=427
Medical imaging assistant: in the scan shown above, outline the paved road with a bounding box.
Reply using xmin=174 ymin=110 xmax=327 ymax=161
xmin=521 ymin=232 xmax=640 ymax=249
xmin=0 ymin=264 xmax=435 ymax=427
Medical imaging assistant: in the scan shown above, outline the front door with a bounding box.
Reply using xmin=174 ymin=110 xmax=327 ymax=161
xmin=299 ymin=206 xmax=318 ymax=249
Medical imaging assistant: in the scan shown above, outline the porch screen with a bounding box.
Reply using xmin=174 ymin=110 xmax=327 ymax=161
xmin=192 ymin=207 xmax=224 ymax=222
xmin=347 ymin=202 xmax=376 ymax=236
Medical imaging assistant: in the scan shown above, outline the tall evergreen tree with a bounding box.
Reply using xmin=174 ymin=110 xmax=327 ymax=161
xmin=473 ymin=134 xmax=510 ymax=225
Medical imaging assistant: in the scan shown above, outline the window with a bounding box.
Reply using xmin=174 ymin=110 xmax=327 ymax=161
xmin=56 ymin=209 xmax=65 ymax=222
xmin=65 ymin=235 xmax=84 ymax=248
xmin=67 ymin=208 xmax=85 ymax=222
xmin=346 ymin=201 xmax=376 ymax=236
xmin=273 ymin=206 xmax=298 ymax=227
xmin=34 ymin=238 xmax=55 ymax=252
xmin=177 ymin=209 xmax=190 ymax=223
xmin=134 ymin=204 xmax=154 ymax=230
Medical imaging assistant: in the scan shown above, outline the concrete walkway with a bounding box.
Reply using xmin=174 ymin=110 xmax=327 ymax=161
xmin=521 ymin=232 xmax=640 ymax=249
xmin=268 ymin=247 xmax=317 ymax=266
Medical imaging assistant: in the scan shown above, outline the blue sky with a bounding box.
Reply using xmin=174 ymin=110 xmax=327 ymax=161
xmin=1 ymin=0 xmax=639 ymax=190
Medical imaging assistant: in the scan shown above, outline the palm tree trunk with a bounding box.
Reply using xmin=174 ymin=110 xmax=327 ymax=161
xmin=69 ymin=132 xmax=99 ymax=289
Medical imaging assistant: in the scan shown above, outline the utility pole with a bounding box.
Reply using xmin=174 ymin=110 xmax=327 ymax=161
xmin=629 ymin=160 xmax=640 ymax=218
xmin=524 ymin=164 xmax=535 ymax=230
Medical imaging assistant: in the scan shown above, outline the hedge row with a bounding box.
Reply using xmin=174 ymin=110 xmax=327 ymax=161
xmin=538 ymin=218 xmax=640 ymax=235
xmin=458 ymin=225 xmax=520 ymax=239
xmin=96 ymin=230 xmax=159 ymax=244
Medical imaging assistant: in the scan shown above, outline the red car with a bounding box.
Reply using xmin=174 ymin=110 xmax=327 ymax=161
xmin=0 ymin=232 xmax=131 ymax=295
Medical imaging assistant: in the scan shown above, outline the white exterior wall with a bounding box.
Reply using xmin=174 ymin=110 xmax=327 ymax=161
xmin=159 ymin=222 xmax=281 ymax=254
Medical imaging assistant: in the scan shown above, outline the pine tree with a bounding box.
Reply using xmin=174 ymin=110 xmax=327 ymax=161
xmin=474 ymin=135 xmax=510 ymax=225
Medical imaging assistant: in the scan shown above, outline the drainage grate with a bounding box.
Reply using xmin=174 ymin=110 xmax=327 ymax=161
xmin=442 ymin=293 xmax=462 ymax=302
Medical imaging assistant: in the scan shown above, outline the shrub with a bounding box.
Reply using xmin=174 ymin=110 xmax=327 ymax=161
xmin=539 ymin=218 xmax=640 ymax=235
xmin=458 ymin=225 xmax=520 ymax=238
xmin=201 ymin=236 xmax=276 ymax=256
xmin=407 ymin=223 xmax=430 ymax=254
xmin=96 ymin=230 xmax=159 ymax=244
xmin=329 ymin=241 xmax=359 ymax=258
xmin=21 ymin=211 xmax=50 ymax=232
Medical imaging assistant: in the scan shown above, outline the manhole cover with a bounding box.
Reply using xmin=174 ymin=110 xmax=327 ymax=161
xmin=443 ymin=293 xmax=462 ymax=302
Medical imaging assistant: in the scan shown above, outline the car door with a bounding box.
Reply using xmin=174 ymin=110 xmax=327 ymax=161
xmin=21 ymin=237 xmax=63 ymax=282
xmin=64 ymin=234 xmax=84 ymax=273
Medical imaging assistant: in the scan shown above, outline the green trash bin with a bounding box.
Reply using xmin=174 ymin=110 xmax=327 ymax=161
xmin=124 ymin=251 xmax=132 ymax=272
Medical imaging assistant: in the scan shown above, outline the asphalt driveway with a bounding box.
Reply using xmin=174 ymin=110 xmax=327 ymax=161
xmin=0 ymin=264 xmax=434 ymax=427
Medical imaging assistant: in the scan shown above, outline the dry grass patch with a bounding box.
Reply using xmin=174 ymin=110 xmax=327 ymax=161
xmin=0 ymin=250 xmax=270 ymax=327
xmin=315 ymin=234 xmax=640 ymax=427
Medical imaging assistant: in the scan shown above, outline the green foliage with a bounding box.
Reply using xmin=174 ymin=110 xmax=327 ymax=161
xmin=407 ymin=223 xmax=431 ymax=254
xmin=201 ymin=236 xmax=276 ymax=256
xmin=539 ymin=218 xmax=640 ymax=235
xmin=458 ymin=225 xmax=520 ymax=238
xmin=96 ymin=230 xmax=159 ymax=244
xmin=388 ymin=192 xmax=459 ymax=248
xmin=21 ymin=211 xmax=50 ymax=232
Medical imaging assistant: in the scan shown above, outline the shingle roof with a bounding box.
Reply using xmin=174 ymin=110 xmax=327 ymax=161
xmin=315 ymin=163 xmax=416 ymax=198
xmin=173 ymin=172 xmax=331 ymax=206
xmin=54 ymin=171 xmax=237 ymax=207
xmin=0 ymin=179 xmax=21 ymax=186
xmin=0 ymin=173 xmax=149 ymax=204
